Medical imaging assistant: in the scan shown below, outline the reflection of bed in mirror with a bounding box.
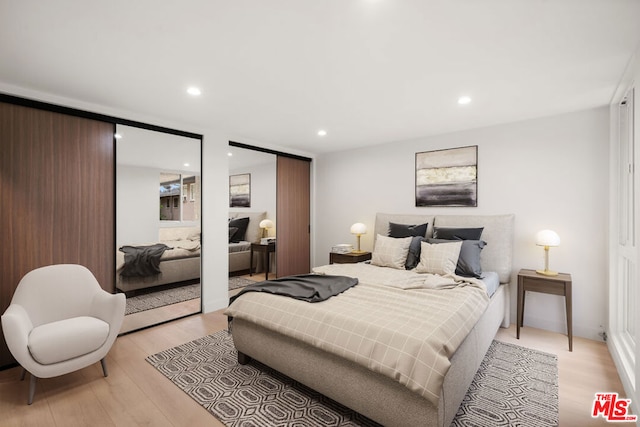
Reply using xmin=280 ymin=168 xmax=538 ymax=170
xmin=228 ymin=211 xmax=268 ymax=275
xmin=115 ymin=124 xmax=202 ymax=299
xmin=226 ymin=213 xmax=514 ymax=427
xmin=116 ymin=227 xmax=201 ymax=296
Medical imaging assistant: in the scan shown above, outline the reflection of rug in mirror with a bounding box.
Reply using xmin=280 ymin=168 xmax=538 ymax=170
xmin=147 ymin=332 xmax=558 ymax=427
xmin=125 ymin=283 xmax=200 ymax=315
xmin=228 ymin=276 xmax=255 ymax=290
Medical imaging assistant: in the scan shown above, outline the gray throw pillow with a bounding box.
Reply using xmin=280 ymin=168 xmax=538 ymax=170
xmin=433 ymin=227 xmax=484 ymax=240
xmin=405 ymin=236 xmax=424 ymax=270
xmin=228 ymin=227 xmax=239 ymax=243
xmin=388 ymin=222 xmax=428 ymax=269
xmin=228 ymin=217 xmax=250 ymax=243
xmin=388 ymin=222 xmax=428 ymax=238
xmin=428 ymin=238 xmax=487 ymax=278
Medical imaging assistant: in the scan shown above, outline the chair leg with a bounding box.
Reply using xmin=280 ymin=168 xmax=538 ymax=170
xmin=100 ymin=358 xmax=108 ymax=377
xmin=28 ymin=374 xmax=37 ymax=405
xmin=20 ymin=368 xmax=27 ymax=381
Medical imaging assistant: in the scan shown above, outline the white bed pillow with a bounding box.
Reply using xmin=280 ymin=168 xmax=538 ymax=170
xmin=371 ymin=234 xmax=412 ymax=270
xmin=415 ymin=240 xmax=463 ymax=275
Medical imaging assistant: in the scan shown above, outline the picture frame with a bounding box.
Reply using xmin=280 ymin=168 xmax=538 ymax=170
xmin=415 ymin=145 xmax=477 ymax=207
xmin=229 ymin=173 xmax=251 ymax=207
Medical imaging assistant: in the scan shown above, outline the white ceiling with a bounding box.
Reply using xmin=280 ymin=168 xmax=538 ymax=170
xmin=1 ymin=1 xmax=639 ymax=155
xmin=116 ymin=124 xmax=201 ymax=172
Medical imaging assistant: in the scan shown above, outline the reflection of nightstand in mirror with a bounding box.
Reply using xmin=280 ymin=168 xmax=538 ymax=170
xmin=250 ymin=242 xmax=276 ymax=280
xmin=517 ymin=268 xmax=573 ymax=351
xmin=329 ymin=251 xmax=371 ymax=264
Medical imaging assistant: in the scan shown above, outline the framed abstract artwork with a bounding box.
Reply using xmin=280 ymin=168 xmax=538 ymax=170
xmin=415 ymin=145 xmax=477 ymax=207
xmin=229 ymin=173 xmax=251 ymax=207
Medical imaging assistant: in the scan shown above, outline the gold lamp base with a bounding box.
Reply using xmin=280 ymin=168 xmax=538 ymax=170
xmin=537 ymin=245 xmax=559 ymax=276
xmin=536 ymin=269 xmax=558 ymax=276
xmin=351 ymin=234 xmax=365 ymax=254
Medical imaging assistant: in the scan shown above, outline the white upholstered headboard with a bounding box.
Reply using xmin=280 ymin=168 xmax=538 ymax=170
xmin=374 ymin=213 xmax=515 ymax=283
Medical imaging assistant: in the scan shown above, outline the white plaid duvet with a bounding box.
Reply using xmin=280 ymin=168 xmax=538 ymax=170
xmin=224 ymin=263 xmax=489 ymax=406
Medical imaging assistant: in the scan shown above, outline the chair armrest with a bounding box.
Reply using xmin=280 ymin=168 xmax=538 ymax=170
xmin=90 ymin=290 xmax=126 ymax=326
xmin=1 ymin=304 xmax=34 ymax=360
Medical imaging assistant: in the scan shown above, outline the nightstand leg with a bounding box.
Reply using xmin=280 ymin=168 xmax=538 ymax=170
xmin=249 ymin=246 xmax=254 ymax=276
xmin=566 ymin=282 xmax=573 ymax=351
xmin=517 ymin=277 xmax=524 ymax=339
xmin=520 ymin=292 xmax=526 ymax=327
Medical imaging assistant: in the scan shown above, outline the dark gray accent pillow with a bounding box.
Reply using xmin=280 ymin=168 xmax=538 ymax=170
xmin=428 ymin=238 xmax=487 ymax=278
xmin=228 ymin=217 xmax=250 ymax=243
xmin=388 ymin=222 xmax=428 ymax=269
xmin=405 ymin=236 xmax=424 ymax=270
xmin=433 ymin=227 xmax=484 ymax=240
xmin=388 ymin=222 xmax=428 ymax=238
xmin=228 ymin=227 xmax=239 ymax=243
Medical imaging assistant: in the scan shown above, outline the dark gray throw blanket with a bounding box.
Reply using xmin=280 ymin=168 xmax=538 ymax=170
xmin=229 ymin=274 xmax=358 ymax=306
xmin=119 ymin=243 xmax=170 ymax=277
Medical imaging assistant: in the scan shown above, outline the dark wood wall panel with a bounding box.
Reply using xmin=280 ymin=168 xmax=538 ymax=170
xmin=0 ymin=102 xmax=115 ymax=368
xmin=276 ymin=156 xmax=310 ymax=277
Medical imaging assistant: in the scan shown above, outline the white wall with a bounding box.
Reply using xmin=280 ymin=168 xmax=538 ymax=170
xmin=314 ymin=107 xmax=610 ymax=341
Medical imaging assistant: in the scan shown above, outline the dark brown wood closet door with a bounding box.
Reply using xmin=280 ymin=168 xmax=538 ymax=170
xmin=276 ymin=156 xmax=310 ymax=277
xmin=0 ymin=102 xmax=115 ymax=368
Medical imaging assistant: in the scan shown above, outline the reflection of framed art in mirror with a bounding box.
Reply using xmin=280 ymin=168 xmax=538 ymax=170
xmin=230 ymin=173 xmax=251 ymax=207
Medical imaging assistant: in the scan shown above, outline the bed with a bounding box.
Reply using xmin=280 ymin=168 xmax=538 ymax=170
xmin=225 ymin=213 xmax=514 ymax=427
xmin=228 ymin=211 xmax=268 ymax=275
xmin=116 ymin=226 xmax=201 ymax=295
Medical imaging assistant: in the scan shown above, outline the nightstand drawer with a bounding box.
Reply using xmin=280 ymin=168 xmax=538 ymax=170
xmin=521 ymin=276 xmax=567 ymax=295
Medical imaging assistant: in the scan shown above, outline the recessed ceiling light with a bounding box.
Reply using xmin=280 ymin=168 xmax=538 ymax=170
xmin=114 ymin=133 xmax=122 ymax=139
xmin=457 ymin=96 xmax=471 ymax=105
xmin=227 ymin=152 xmax=233 ymax=157
xmin=187 ymin=87 xmax=202 ymax=96
xmin=317 ymin=130 xmax=327 ymax=136
xmin=184 ymin=163 xmax=190 ymax=167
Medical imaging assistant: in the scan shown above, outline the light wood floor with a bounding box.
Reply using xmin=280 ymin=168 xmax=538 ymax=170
xmin=119 ymin=272 xmax=275 ymax=334
xmin=120 ymin=298 xmax=201 ymax=334
xmin=0 ymin=304 xmax=627 ymax=426
xmin=495 ymin=325 xmax=627 ymax=426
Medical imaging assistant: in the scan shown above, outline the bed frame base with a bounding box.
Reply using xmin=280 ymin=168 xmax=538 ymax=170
xmin=237 ymin=351 xmax=251 ymax=365
xmin=231 ymin=283 xmax=508 ymax=427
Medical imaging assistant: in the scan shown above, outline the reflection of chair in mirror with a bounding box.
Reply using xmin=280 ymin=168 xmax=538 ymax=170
xmin=1 ymin=264 xmax=126 ymax=404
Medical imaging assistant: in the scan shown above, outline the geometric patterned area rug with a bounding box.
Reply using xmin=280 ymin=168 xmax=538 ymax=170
xmin=125 ymin=283 xmax=200 ymax=315
xmin=146 ymin=332 xmax=559 ymax=427
xmin=452 ymin=340 xmax=558 ymax=427
xmin=228 ymin=276 xmax=255 ymax=291
xmin=126 ymin=277 xmax=254 ymax=315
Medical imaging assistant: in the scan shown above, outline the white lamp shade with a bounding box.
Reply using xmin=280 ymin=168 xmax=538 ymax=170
xmin=536 ymin=230 xmax=560 ymax=247
xmin=350 ymin=223 xmax=367 ymax=235
xmin=259 ymin=219 xmax=274 ymax=229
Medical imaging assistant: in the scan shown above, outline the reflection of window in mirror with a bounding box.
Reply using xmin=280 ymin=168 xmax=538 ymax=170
xmin=159 ymin=173 xmax=200 ymax=221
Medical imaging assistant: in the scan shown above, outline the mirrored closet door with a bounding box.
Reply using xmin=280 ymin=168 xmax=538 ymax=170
xmin=227 ymin=142 xmax=311 ymax=289
xmin=228 ymin=146 xmax=277 ymax=285
xmin=116 ymin=124 xmax=202 ymax=334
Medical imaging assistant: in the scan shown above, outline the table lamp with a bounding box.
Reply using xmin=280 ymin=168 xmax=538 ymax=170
xmin=535 ymin=229 xmax=560 ymax=276
xmin=260 ymin=219 xmax=274 ymax=238
xmin=350 ymin=223 xmax=367 ymax=253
